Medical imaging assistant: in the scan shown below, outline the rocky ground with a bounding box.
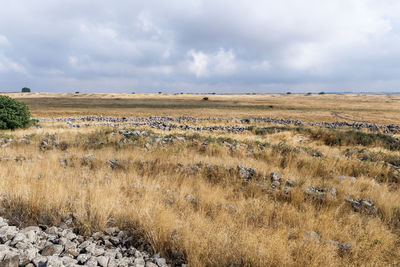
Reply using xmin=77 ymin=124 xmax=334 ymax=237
xmin=2 ymin=113 xmax=400 ymax=266
xmin=0 ymin=217 xmax=172 ymax=267
xmin=36 ymin=116 xmax=400 ymax=133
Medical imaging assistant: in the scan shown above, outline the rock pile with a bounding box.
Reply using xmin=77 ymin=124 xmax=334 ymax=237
xmin=241 ymin=117 xmax=400 ymax=133
xmin=0 ymin=138 xmax=12 ymax=148
xmin=237 ymin=165 xmax=256 ymax=183
xmin=345 ymin=196 xmax=378 ymax=215
xmin=39 ymin=135 xmax=59 ymax=151
xmin=35 ymin=116 xmax=400 ymax=133
xmin=0 ymin=217 xmax=171 ymax=267
xmin=269 ymin=172 xmax=296 ymax=195
xmin=303 ymin=186 xmax=337 ymax=201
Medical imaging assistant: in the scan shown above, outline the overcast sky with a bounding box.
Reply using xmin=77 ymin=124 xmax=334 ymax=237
xmin=1 ymin=0 xmax=400 ymax=93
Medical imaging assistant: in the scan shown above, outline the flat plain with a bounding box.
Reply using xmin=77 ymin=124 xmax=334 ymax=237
xmin=1 ymin=93 xmax=400 ymax=266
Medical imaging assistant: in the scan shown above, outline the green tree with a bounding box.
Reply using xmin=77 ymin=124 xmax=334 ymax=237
xmin=21 ymin=87 xmax=31 ymax=93
xmin=0 ymin=95 xmax=32 ymax=130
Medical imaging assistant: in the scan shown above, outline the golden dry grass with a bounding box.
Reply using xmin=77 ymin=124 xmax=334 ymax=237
xmin=1 ymin=94 xmax=400 ymax=266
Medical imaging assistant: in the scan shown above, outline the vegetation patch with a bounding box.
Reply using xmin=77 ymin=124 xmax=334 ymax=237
xmin=308 ymin=129 xmax=400 ymax=150
xmin=0 ymin=95 xmax=35 ymax=130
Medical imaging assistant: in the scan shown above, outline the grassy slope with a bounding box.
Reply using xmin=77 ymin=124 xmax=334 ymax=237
xmin=1 ymin=123 xmax=400 ymax=266
xmin=0 ymin=94 xmax=400 ymax=266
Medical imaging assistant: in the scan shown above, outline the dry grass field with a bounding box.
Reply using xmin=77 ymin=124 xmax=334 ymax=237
xmin=5 ymin=92 xmax=400 ymax=124
xmin=1 ymin=93 xmax=400 ymax=266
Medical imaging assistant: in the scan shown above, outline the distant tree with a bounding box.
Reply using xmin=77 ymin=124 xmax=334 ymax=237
xmin=158 ymin=92 xmax=162 ymax=94
xmin=305 ymin=92 xmax=312 ymax=96
xmin=132 ymin=92 xmax=135 ymax=94
xmin=75 ymin=91 xmax=80 ymax=94
xmin=21 ymin=87 xmax=31 ymax=93
xmin=286 ymin=92 xmax=292 ymax=95
xmin=319 ymin=91 xmax=326 ymax=95
xmin=202 ymin=97 xmax=209 ymax=101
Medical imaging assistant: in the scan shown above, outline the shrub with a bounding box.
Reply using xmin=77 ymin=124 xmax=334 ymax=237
xmin=202 ymin=97 xmax=209 ymax=101
xmin=319 ymin=91 xmax=326 ymax=95
xmin=255 ymin=127 xmax=291 ymax=135
xmin=308 ymin=128 xmax=400 ymax=151
xmin=21 ymin=87 xmax=31 ymax=93
xmin=0 ymin=95 xmax=32 ymax=130
xmin=286 ymin=92 xmax=292 ymax=94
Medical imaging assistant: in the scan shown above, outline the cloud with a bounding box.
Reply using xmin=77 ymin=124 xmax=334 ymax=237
xmin=0 ymin=55 xmax=26 ymax=73
xmin=1 ymin=0 xmax=400 ymax=92
xmin=188 ymin=50 xmax=209 ymax=77
xmin=187 ymin=48 xmax=236 ymax=77
xmin=215 ymin=48 xmax=236 ymax=74
xmin=0 ymin=34 xmax=10 ymax=46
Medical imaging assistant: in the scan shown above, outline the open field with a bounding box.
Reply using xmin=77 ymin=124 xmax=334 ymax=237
xmin=4 ymin=92 xmax=400 ymax=124
xmin=1 ymin=93 xmax=400 ymax=266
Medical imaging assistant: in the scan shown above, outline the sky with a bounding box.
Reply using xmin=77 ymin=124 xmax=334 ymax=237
xmin=1 ymin=0 xmax=400 ymax=93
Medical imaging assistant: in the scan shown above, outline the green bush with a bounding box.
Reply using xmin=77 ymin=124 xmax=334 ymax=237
xmin=21 ymin=87 xmax=31 ymax=93
xmin=0 ymin=95 xmax=32 ymax=130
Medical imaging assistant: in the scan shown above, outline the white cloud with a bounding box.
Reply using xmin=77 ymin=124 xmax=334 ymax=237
xmin=0 ymin=34 xmax=9 ymax=46
xmin=215 ymin=48 xmax=236 ymax=74
xmin=0 ymin=55 xmax=25 ymax=73
xmin=187 ymin=48 xmax=236 ymax=77
xmin=188 ymin=49 xmax=209 ymax=77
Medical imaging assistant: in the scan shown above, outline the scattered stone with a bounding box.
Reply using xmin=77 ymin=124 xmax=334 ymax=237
xmin=104 ymin=227 xmax=120 ymax=236
xmin=39 ymin=134 xmax=58 ymax=150
xmin=0 ymin=254 xmax=19 ymax=267
xmin=312 ymin=151 xmax=323 ymax=157
xmin=337 ymin=175 xmax=357 ymax=183
xmin=326 ymin=240 xmax=353 ymax=256
xmin=41 ymin=244 xmax=64 ymax=256
xmin=303 ymin=186 xmax=337 ymax=200
xmin=97 ymin=255 xmax=109 ymax=267
xmin=304 ymin=231 xmax=321 ymax=243
xmin=107 ymin=159 xmax=124 ymax=169
xmin=83 ymin=153 xmax=94 ymax=159
xmin=270 ymin=172 xmax=284 ymax=190
xmin=237 ymin=164 xmax=256 ymax=183
xmin=185 ymin=194 xmax=195 ymax=203
xmin=284 ymin=179 xmax=296 ymax=194
xmin=345 ymin=196 xmax=378 ymax=214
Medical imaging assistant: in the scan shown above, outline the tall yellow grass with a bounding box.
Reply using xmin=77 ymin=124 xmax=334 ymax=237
xmin=1 ymin=122 xmax=400 ymax=266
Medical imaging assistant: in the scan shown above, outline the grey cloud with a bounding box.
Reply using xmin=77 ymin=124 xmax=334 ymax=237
xmin=1 ymin=0 xmax=400 ymax=93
